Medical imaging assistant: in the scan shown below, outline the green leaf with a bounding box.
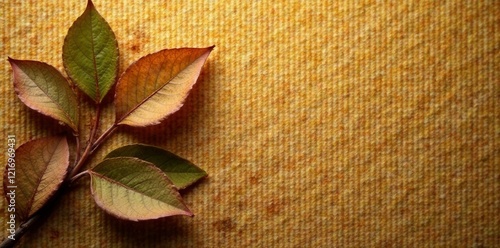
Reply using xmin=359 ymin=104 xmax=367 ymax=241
xmin=3 ymin=136 xmax=70 ymax=220
xmin=114 ymin=47 xmax=214 ymax=127
xmin=8 ymin=58 xmax=79 ymax=132
xmin=89 ymin=157 xmax=193 ymax=221
xmin=105 ymin=144 xmax=207 ymax=189
xmin=63 ymin=0 xmax=119 ymax=103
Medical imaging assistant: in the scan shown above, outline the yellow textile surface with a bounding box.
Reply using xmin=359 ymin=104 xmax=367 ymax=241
xmin=1 ymin=1 xmax=499 ymax=247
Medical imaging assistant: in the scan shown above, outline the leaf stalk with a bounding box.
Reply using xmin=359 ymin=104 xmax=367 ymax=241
xmin=90 ymin=123 xmax=118 ymax=153
xmin=0 ymin=104 xmax=118 ymax=247
xmin=69 ymin=104 xmax=101 ymax=178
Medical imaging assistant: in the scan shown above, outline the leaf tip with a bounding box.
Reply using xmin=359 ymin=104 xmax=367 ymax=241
xmin=86 ymin=0 xmax=95 ymax=9
xmin=204 ymin=45 xmax=215 ymax=55
xmin=7 ymin=57 xmax=18 ymax=66
xmin=180 ymin=206 xmax=194 ymax=217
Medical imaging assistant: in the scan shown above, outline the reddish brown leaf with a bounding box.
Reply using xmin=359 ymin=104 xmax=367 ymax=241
xmin=114 ymin=46 xmax=214 ymax=127
xmin=3 ymin=136 xmax=70 ymax=220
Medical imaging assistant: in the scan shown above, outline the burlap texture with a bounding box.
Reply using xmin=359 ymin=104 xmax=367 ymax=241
xmin=1 ymin=1 xmax=499 ymax=247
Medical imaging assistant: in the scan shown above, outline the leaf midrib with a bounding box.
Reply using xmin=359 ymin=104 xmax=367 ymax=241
xmin=24 ymin=137 xmax=65 ymax=217
xmin=19 ymin=65 xmax=76 ymax=128
xmin=89 ymin=170 xmax=174 ymax=205
xmin=88 ymin=6 xmax=101 ymax=101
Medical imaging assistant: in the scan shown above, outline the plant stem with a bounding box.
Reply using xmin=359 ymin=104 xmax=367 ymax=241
xmin=69 ymin=105 xmax=102 ymax=178
xmin=0 ymin=169 xmax=90 ymax=248
xmin=75 ymin=90 xmax=82 ymax=162
xmin=91 ymin=123 xmax=118 ymax=153
xmin=0 ymin=212 xmax=39 ymax=248
xmin=70 ymin=170 xmax=89 ymax=184
xmin=73 ymin=134 xmax=81 ymax=167
xmin=0 ymin=105 xmax=119 ymax=247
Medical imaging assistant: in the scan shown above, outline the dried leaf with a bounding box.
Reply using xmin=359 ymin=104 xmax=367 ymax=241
xmin=115 ymin=46 xmax=214 ymax=127
xmin=63 ymin=0 xmax=119 ymax=103
xmin=8 ymin=58 xmax=79 ymax=132
xmin=89 ymin=157 xmax=193 ymax=221
xmin=105 ymin=144 xmax=207 ymax=189
xmin=3 ymin=136 xmax=70 ymax=220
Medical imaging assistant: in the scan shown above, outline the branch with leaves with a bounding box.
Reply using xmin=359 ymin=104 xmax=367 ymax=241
xmin=2 ymin=1 xmax=212 ymax=247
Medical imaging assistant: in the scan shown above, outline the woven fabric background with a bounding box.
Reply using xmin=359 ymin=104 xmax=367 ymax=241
xmin=1 ymin=1 xmax=499 ymax=247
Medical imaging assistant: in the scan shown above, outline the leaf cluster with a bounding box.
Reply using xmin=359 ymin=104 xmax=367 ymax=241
xmin=4 ymin=0 xmax=212 ymax=235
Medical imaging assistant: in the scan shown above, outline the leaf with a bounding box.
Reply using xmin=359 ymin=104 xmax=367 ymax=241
xmin=8 ymin=58 xmax=79 ymax=132
xmin=89 ymin=157 xmax=193 ymax=221
xmin=3 ymin=136 xmax=70 ymax=220
xmin=105 ymin=144 xmax=207 ymax=189
xmin=63 ymin=0 xmax=119 ymax=103
xmin=115 ymin=46 xmax=214 ymax=127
